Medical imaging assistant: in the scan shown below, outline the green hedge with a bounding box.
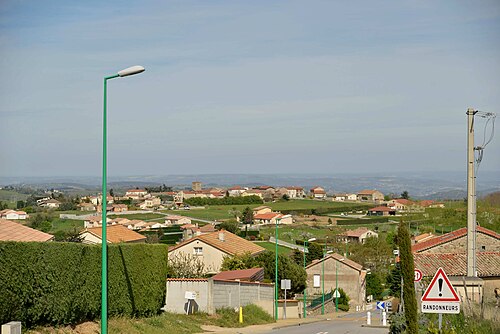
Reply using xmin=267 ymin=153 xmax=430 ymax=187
xmin=0 ymin=242 xmax=168 ymax=328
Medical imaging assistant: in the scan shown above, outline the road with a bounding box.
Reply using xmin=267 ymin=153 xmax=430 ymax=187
xmin=261 ymin=311 xmax=389 ymax=334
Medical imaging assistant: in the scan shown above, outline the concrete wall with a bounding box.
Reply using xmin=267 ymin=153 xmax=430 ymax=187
xmin=306 ymin=257 xmax=366 ymax=306
xmin=164 ymin=279 xmax=210 ymax=314
xmin=165 ymin=278 xmax=274 ymax=315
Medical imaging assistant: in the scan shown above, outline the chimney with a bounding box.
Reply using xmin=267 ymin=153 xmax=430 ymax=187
xmin=218 ymin=231 xmax=225 ymax=242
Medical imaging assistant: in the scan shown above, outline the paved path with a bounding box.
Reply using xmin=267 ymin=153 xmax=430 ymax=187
xmin=268 ymin=236 xmax=307 ymax=252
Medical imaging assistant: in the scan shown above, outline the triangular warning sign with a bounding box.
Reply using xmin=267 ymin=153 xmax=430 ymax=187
xmin=421 ymin=267 xmax=460 ymax=302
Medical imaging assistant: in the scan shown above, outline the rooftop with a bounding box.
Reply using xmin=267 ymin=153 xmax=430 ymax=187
xmin=414 ymin=252 xmax=500 ymax=277
xmin=0 ymin=219 xmax=54 ymax=242
xmin=83 ymin=225 xmax=146 ymax=243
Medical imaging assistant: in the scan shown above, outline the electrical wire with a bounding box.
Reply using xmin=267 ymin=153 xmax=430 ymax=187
xmin=474 ymin=111 xmax=496 ymax=174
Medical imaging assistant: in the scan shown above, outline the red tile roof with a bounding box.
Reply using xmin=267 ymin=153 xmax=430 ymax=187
xmin=83 ymin=225 xmax=146 ymax=243
xmin=169 ymin=230 xmax=265 ymax=256
xmin=414 ymin=252 xmax=500 ymax=277
xmin=254 ymin=212 xmax=281 ymax=220
xmin=212 ymin=268 xmax=264 ymax=282
xmin=358 ymin=189 xmax=378 ymax=195
xmin=341 ymin=227 xmax=371 ymax=238
xmin=0 ymin=219 xmax=54 ymax=242
xmin=393 ymin=199 xmax=414 ymax=205
xmin=412 ymin=226 xmax=500 ymax=253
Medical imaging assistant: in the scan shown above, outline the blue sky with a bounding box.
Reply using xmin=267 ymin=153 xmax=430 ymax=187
xmin=1 ymin=1 xmax=499 ymax=177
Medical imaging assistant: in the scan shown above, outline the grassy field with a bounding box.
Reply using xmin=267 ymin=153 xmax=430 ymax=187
xmin=254 ymin=241 xmax=293 ymax=255
xmin=27 ymin=305 xmax=274 ymax=334
xmin=0 ymin=189 xmax=29 ymax=207
xmin=50 ymin=218 xmax=84 ymax=233
xmin=107 ymin=213 xmax=165 ymax=221
xmin=168 ymin=200 xmax=372 ymax=221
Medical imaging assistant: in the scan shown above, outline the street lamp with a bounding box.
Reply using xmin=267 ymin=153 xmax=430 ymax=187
xmin=335 ymin=257 xmax=345 ymax=312
xmin=101 ymin=65 xmax=145 ymax=334
xmin=322 ymin=249 xmax=333 ymax=315
xmin=303 ymin=237 xmax=316 ymax=318
xmin=274 ymin=217 xmax=281 ymax=321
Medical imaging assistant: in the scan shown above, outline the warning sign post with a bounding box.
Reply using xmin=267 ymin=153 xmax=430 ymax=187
xmin=421 ymin=268 xmax=460 ymax=329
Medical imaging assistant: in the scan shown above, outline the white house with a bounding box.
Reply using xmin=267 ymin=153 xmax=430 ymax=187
xmin=0 ymin=210 xmax=28 ymax=220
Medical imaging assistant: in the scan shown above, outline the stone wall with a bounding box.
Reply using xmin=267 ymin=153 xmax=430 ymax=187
xmin=421 ymin=233 xmax=500 ymax=254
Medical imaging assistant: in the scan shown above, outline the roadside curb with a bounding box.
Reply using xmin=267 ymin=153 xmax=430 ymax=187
xmin=361 ymin=324 xmax=390 ymax=329
xmin=271 ymin=317 xmax=329 ymax=330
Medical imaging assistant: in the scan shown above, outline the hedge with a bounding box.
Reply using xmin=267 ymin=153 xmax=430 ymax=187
xmin=0 ymin=242 xmax=168 ymax=328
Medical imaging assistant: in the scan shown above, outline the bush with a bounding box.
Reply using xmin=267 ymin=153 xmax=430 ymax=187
xmin=0 ymin=241 xmax=168 ymax=328
xmin=214 ymin=304 xmax=274 ymax=327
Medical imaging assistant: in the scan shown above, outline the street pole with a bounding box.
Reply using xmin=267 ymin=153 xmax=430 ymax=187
xmin=303 ymin=239 xmax=307 ymax=318
xmin=275 ymin=218 xmax=280 ymax=320
xmin=101 ymin=66 xmax=144 ymax=334
xmin=335 ymin=260 xmax=338 ymax=312
xmin=322 ymin=245 xmax=325 ymax=314
xmin=466 ymin=108 xmax=477 ymax=277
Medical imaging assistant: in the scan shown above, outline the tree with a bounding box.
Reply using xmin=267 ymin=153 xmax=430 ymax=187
xmin=219 ymin=220 xmax=240 ymax=234
xmin=387 ymin=263 xmax=402 ymax=297
xmin=109 ymin=189 xmax=114 ymax=197
xmin=282 ymin=194 xmax=290 ymax=201
xmin=167 ymin=253 xmax=207 ymax=278
xmin=16 ymin=201 xmax=25 ymax=209
xmin=366 ymin=272 xmax=384 ymax=300
xmin=401 ymin=191 xmax=409 ymax=200
xmin=398 ymin=221 xmax=417 ymax=333
xmin=221 ymin=252 xmax=257 ymax=271
xmin=306 ymin=242 xmax=323 ymax=264
xmin=241 ymin=206 xmax=254 ymax=224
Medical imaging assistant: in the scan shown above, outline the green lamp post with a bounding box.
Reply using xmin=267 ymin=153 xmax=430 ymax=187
xmin=321 ymin=249 xmax=333 ymax=315
xmin=335 ymin=257 xmax=344 ymax=312
xmin=274 ymin=217 xmax=281 ymax=320
xmin=102 ymin=65 xmax=144 ymax=334
xmin=303 ymin=237 xmax=316 ymax=318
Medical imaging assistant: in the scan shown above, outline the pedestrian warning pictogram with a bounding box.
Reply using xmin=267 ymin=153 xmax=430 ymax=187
xmin=421 ymin=267 xmax=460 ymax=302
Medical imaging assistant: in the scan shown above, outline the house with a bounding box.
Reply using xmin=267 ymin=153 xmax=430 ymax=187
xmin=252 ymin=206 xmax=272 ymax=216
xmin=286 ymin=186 xmax=305 ymax=198
xmin=79 ymin=203 xmax=96 ymax=211
xmin=420 ymin=200 xmax=445 ymax=208
xmin=110 ymin=204 xmax=128 ymax=212
xmin=0 ymin=219 xmax=54 ymax=242
xmin=412 ymin=226 xmax=500 ymax=303
xmin=139 ymin=196 xmax=161 ymax=209
xmin=253 ymin=212 xmax=292 ymax=225
xmin=310 ymin=187 xmax=327 ymax=199
xmin=387 ymin=199 xmax=423 ymax=213
xmin=125 ymin=189 xmax=148 ymax=199
xmin=39 ymin=199 xmax=61 ymax=208
xmin=80 ymin=225 xmax=146 ymax=244
xmin=338 ymin=228 xmax=378 ymax=244
xmin=0 ymin=209 xmax=28 ymax=220
xmin=305 ymin=253 xmax=366 ymax=306
xmin=227 ymin=186 xmax=247 ymax=197
xmin=164 ymin=215 xmax=192 ymax=226
xmin=346 ymin=194 xmax=358 ymax=201
xmin=89 ymin=195 xmax=113 ymax=206
xmin=168 ymin=230 xmax=266 ymax=273
xmin=367 ymin=206 xmax=396 ymax=216
xmin=241 ymin=189 xmax=264 ymax=199
xmin=83 ymin=216 xmax=112 ymax=228
xmin=357 ymin=190 xmax=384 ymax=202
xmin=332 ymin=194 xmax=346 ymax=202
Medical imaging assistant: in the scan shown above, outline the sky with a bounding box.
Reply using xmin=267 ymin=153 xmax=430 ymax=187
xmin=1 ymin=0 xmax=499 ymax=177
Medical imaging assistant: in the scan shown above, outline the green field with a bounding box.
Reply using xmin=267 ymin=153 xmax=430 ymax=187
xmin=50 ymin=218 xmax=84 ymax=233
xmin=254 ymin=241 xmax=293 ymax=255
xmin=108 ymin=213 xmax=165 ymax=221
xmin=168 ymin=200 xmax=372 ymax=222
xmin=0 ymin=189 xmax=29 ymax=207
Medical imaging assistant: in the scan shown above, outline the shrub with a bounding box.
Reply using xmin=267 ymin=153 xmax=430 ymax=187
xmin=0 ymin=241 xmax=168 ymax=328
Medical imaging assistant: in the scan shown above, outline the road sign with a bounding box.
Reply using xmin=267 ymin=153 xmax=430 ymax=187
xmin=376 ymin=301 xmax=385 ymax=310
xmin=332 ymin=289 xmax=340 ymax=298
xmin=281 ymin=279 xmax=291 ymax=290
xmin=414 ymin=269 xmax=423 ymax=282
xmin=421 ymin=267 xmax=460 ymax=314
xmin=184 ymin=291 xmax=196 ymax=300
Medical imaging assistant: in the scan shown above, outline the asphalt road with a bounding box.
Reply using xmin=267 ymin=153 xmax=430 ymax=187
xmin=261 ymin=311 xmax=389 ymax=334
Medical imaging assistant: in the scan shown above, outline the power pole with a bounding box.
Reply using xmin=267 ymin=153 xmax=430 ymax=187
xmin=466 ymin=108 xmax=477 ymax=277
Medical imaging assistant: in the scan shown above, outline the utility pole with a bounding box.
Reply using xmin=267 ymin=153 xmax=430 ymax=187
xmin=466 ymin=108 xmax=477 ymax=277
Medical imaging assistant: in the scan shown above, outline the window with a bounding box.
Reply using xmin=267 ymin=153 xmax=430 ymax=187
xmin=194 ymin=247 xmax=203 ymax=255
xmin=313 ymin=274 xmax=321 ymax=288
xmin=481 ymin=245 xmax=486 ymax=251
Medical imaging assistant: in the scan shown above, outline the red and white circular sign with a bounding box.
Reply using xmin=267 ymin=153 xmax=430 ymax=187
xmin=414 ymin=269 xmax=423 ymax=282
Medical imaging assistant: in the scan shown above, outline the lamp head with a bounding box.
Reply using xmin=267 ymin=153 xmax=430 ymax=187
xmin=118 ymin=65 xmax=145 ymax=77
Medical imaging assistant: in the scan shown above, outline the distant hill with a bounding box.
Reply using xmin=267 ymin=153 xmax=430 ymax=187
xmin=482 ymin=191 xmax=500 ymax=206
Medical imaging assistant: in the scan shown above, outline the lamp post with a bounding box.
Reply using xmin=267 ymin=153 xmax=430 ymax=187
xmin=303 ymin=237 xmax=316 ymax=318
xmin=274 ymin=217 xmax=281 ymax=321
xmin=102 ymin=65 xmax=144 ymax=334
xmin=335 ymin=257 xmax=345 ymax=312
xmin=321 ymin=249 xmax=333 ymax=315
